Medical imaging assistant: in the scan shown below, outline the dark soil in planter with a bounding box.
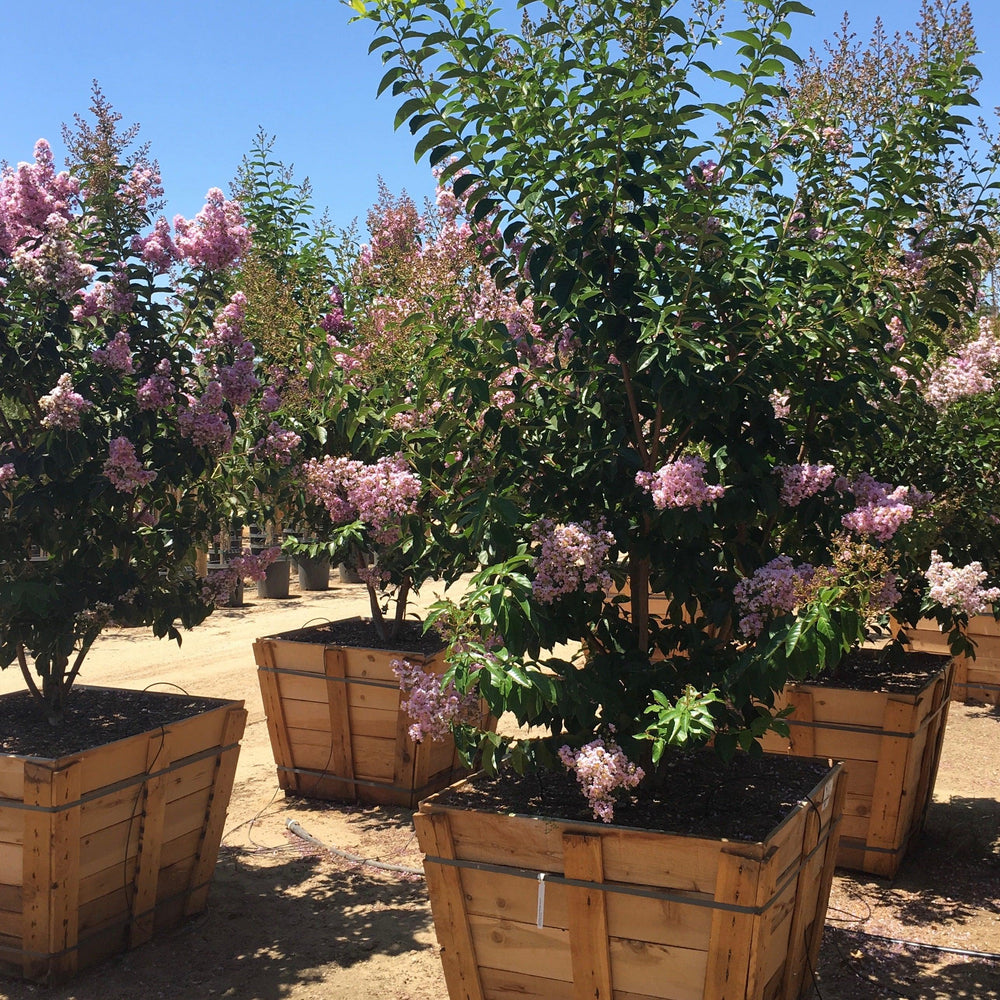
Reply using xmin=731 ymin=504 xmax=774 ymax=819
xmin=0 ymin=686 xmax=229 ymax=759
xmin=434 ymin=751 xmax=833 ymax=842
xmin=807 ymin=646 xmax=950 ymax=694
xmin=275 ymin=618 xmax=445 ymax=655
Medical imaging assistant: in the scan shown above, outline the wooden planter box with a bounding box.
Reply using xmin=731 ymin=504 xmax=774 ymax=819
xmin=415 ymin=763 xmax=845 ymax=1000
xmin=758 ymin=655 xmax=953 ymax=877
xmin=254 ymin=622 xmax=491 ymax=808
xmin=897 ymin=615 xmax=1000 ymax=706
xmin=0 ymin=688 xmax=246 ymax=984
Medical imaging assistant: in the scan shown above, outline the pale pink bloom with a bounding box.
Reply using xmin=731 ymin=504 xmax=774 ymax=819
xmin=558 ymin=737 xmax=644 ymax=823
xmin=39 ymin=374 xmax=93 ymax=430
xmin=92 ymin=330 xmax=134 ymax=373
xmin=104 ymin=436 xmax=157 ymax=493
xmin=636 ymin=456 xmax=724 ymax=511
xmin=531 ymin=519 xmax=615 ymax=604
xmin=775 ymin=463 xmax=836 ymax=506
xmin=733 ymin=556 xmax=815 ymax=638
xmin=925 ymin=551 xmax=1000 ymax=616
xmin=172 ymin=189 xmax=251 ymax=271
xmin=393 ymin=659 xmax=481 ymax=743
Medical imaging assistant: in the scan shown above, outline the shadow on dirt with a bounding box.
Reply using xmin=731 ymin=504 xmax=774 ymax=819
xmin=5 ymin=849 xmax=433 ymax=1000
xmin=816 ymin=925 xmax=1000 ymax=999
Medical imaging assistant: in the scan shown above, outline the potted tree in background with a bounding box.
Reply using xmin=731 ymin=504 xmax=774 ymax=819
xmin=0 ymin=91 xmax=257 ymax=983
xmin=356 ymin=0 xmax=994 ymax=997
xmin=250 ymin=173 xmax=501 ymax=806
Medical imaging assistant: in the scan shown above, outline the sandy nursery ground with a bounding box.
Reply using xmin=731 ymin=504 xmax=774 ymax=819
xmin=0 ymin=575 xmax=998 ymax=1000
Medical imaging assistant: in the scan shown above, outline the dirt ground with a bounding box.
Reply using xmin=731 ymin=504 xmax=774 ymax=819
xmin=0 ymin=576 xmax=997 ymax=1000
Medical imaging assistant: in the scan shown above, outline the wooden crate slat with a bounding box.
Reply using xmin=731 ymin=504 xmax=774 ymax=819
xmin=0 ymin=883 xmax=21 ymax=912
xmin=784 ymin=690 xmax=815 ymax=758
xmin=323 ymin=648 xmax=356 ymax=802
xmin=479 ymin=965 xmax=575 ymax=1000
xmin=459 ymin=866 xmax=715 ymax=949
xmin=0 ymin=759 xmax=24 ymax=803
xmin=78 ymin=855 xmax=137 ymax=910
xmin=563 ymin=832 xmax=613 ymax=1000
xmin=608 ymin=938 xmax=707 ymax=1000
xmin=22 ymin=760 xmax=82 ymax=983
xmin=255 ymin=640 xmax=297 ymax=794
xmin=128 ymin=730 xmax=172 ymax=948
xmin=776 ymin=790 xmax=823 ymax=999
xmin=0 ymin=809 xmax=22 ymax=847
xmin=702 ymin=847 xmax=763 ymax=1000
xmin=807 ymin=767 xmax=847 ymax=974
xmin=392 ymin=697 xmax=419 ymax=794
xmin=865 ymin=697 xmax=921 ymax=865
xmin=468 ymin=913 xmax=571 ymax=981
xmin=415 ymin=811 xmax=486 ymax=1000
xmin=77 ymin=704 xmax=230 ymax=795
xmin=183 ymin=706 xmax=246 ymax=917
xmin=0 ymin=846 xmax=23 ymax=888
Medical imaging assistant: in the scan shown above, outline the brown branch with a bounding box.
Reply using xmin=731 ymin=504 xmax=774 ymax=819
xmin=619 ymin=360 xmax=650 ymax=467
xmin=16 ymin=644 xmax=42 ymax=703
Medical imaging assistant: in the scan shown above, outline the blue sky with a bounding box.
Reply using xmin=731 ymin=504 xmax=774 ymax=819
xmin=6 ymin=1 xmax=999 ymax=235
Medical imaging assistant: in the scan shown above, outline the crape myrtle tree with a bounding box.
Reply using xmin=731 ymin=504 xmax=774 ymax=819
xmin=0 ymin=89 xmax=264 ymax=723
xmin=292 ymin=172 xmax=544 ymax=640
xmin=356 ymin=0 xmax=996 ymax=814
xmin=782 ymin=4 xmax=1000 ymax=617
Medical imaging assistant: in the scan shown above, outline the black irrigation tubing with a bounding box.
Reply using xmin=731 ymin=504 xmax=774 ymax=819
xmin=286 ymin=819 xmax=424 ymax=876
xmin=845 ymin=928 xmax=1000 ymax=963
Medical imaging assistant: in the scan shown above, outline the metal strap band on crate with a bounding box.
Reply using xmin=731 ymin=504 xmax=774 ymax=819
xmin=782 ymin=696 xmax=950 ymax=741
xmin=276 ymin=764 xmax=455 ymax=797
xmin=422 ymin=809 xmax=839 ymax=918
xmin=0 ymin=878 xmax=215 ymax=961
xmin=0 ymin=741 xmax=241 ymax=814
xmin=838 ymin=836 xmax=907 ymax=857
xmin=258 ymin=664 xmax=401 ymax=690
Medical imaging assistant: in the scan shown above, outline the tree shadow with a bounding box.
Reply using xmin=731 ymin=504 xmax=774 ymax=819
xmin=817 ymin=925 xmax=1000 ymax=999
xmin=10 ymin=849 xmax=435 ymax=1000
xmin=831 ymin=795 xmax=1000 ymax=936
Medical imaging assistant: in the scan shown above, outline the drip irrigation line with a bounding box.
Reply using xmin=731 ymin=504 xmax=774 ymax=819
xmin=286 ymin=818 xmax=425 ymax=876
xmin=847 ymin=928 xmax=1000 ymax=963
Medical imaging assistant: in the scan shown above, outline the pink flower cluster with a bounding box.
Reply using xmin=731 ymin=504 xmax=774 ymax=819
xmin=132 ymin=217 xmax=176 ymax=273
xmin=254 ymin=422 xmax=302 ymax=466
xmin=841 ymin=474 xmax=931 ymax=542
xmin=923 ymin=316 xmax=1000 ymax=410
xmin=776 ymin=463 xmax=836 ymax=506
xmin=635 ymin=456 xmax=724 ymax=511
xmin=173 ymin=188 xmax=251 ymax=271
xmin=733 ymin=556 xmax=815 ymax=638
xmin=103 ymin=436 xmax=157 ymax=493
xmin=558 ymin=737 xmax=645 ymax=823
xmin=530 ymin=518 xmax=615 ymax=604
xmin=137 ymin=359 xmax=176 ymax=411
xmin=393 ymin=658 xmax=481 ymax=743
xmin=684 ymin=159 xmax=722 ymax=189
xmin=0 ymin=464 xmax=15 ymax=489
xmin=73 ymin=271 xmax=135 ymax=321
xmin=39 ymin=374 xmax=93 ymax=430
xmin=925 ymin=551 xmax=1000 ymax=616
xmin=302 ymin=454 xmax=421 ymax=540
xmin=0 ymin=139 xmax=78 ymax=257
xmin=177 ymin=381 xmax=232 ymax=453
xmin=0 ymin=140 xmax=94 ymax=300
xmin=92 ymin=330 xmax=134 ymax=373
xmin=201 ymin=292 xmax=249 ymax=353
xmin=230 ymin=547 xmax=282 ymax=582
xmin=133 ymin=190 xmax=250 ymax=274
